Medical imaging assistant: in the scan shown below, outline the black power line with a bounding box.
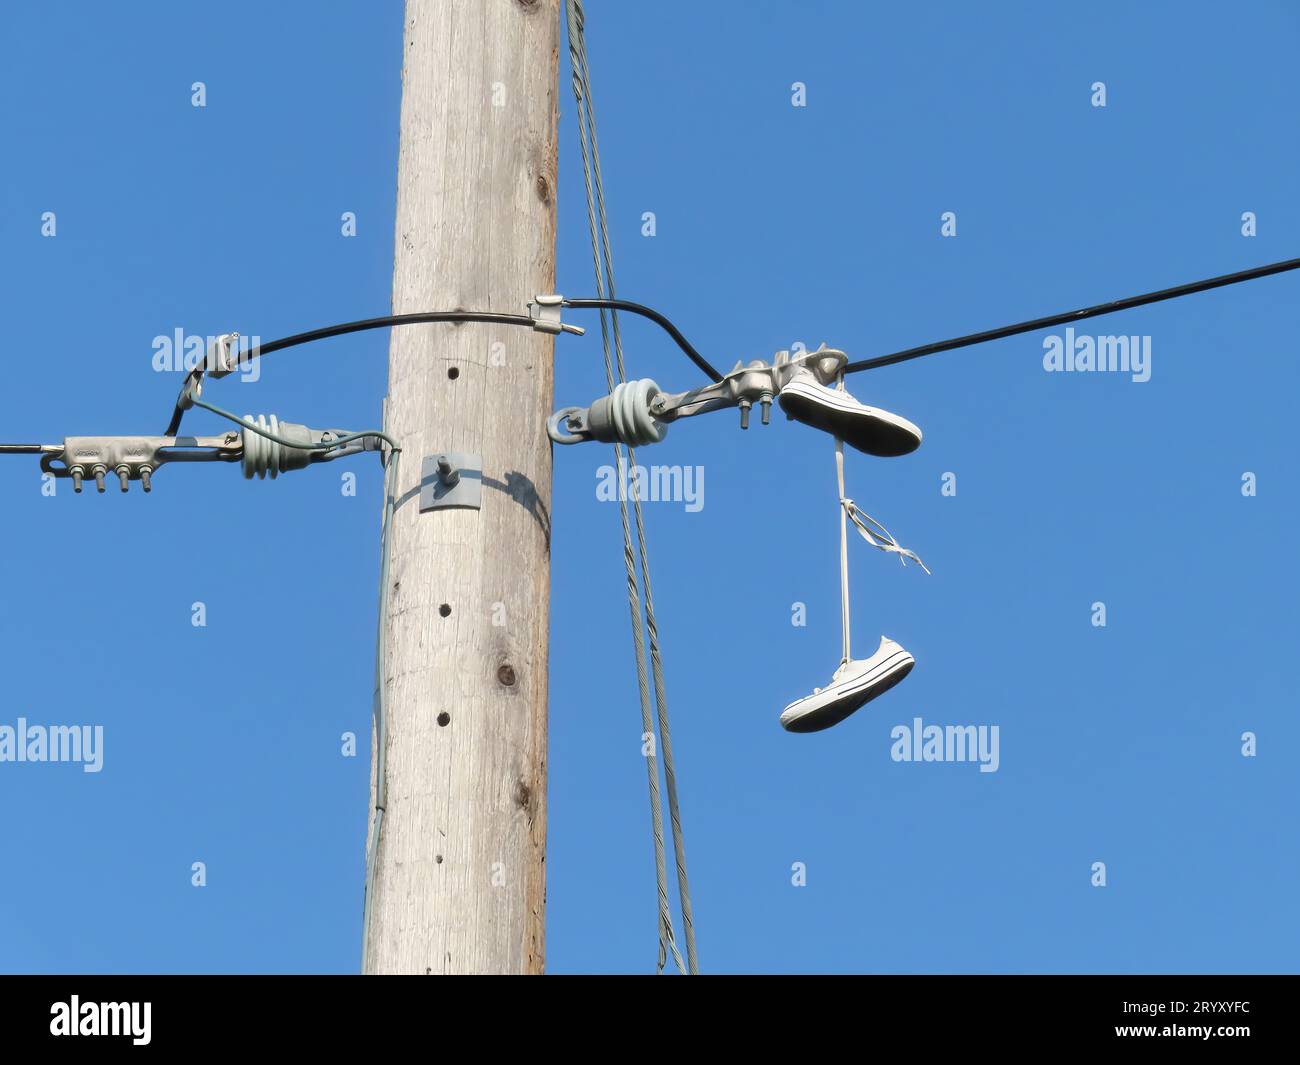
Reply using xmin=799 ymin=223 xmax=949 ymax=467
xmin=213 ymin=310 xmax=539 ymax=373
xmin=163 ymin=310 xmax=541 ymax=437
xmin=563 ymin=298 xmax=723 ymax=381
xmin=151 ymin=255 xmax=1299 ymax=441
xmin=844 ymin=256 xmax=1300 ymax=374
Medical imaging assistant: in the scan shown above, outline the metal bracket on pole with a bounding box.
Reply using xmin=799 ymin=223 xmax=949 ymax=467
xmin=419 ymin=452 xmax=482 ymax=512
xmin=528 ymin=294 xmax=586 ymax=336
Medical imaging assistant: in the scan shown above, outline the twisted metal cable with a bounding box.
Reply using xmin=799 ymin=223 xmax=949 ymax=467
xmin=568 ymin=5 xmax=699 ymax=976
xmin=567 ymin=0 xmax=698 ymax=975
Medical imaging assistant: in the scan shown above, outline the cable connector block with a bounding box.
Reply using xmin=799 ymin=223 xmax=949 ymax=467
xmin=528 ymin=294 xmax=585 ymax=336
xmin=39 ymin=433 xmax=240 ymax=493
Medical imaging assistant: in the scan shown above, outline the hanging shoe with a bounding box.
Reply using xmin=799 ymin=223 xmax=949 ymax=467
xmin=778 ymin=369 xmax=922 ymax=457
xmin=780 ymin=636 xmax=915 ymax=733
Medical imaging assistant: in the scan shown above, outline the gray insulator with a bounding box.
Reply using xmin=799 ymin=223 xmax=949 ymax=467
xmin=241 ymin=414 xmax=313 ymax=479
xmin=586 ymin=379 xmax=667 ymax=447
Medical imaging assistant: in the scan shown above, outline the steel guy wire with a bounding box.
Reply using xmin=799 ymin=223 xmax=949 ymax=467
xmin=568 ymin=0 xmax=699 ymax=975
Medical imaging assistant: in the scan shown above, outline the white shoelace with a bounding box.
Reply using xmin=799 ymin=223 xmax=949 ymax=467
xmin=839 ymin=498 xmax=931 ymax=574
xmin=833 ymin=373 xmax=929 ymax=665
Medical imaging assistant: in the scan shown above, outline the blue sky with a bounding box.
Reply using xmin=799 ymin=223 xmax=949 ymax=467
xmin=0 ymin=0 xmax=1296 ymax=974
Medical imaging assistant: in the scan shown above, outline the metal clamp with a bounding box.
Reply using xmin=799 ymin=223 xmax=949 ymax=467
xmin=40 ymin=433 xmax=242 ymax=493
xmin=34 ymin=414 xmax=381 ymax=492
xmin=528 ymin=294 xmax=586 ymax=336
xmin=419 ymin=452 xmax=482 ymax=511
xmin=547 ymin=344 xmax=848 ymax=447
xmin=652 ymin=345 xmax=847 ymax=424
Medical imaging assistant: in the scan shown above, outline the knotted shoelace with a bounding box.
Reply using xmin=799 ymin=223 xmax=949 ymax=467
xmin=839 ymin=498 xmax=931 ymax=575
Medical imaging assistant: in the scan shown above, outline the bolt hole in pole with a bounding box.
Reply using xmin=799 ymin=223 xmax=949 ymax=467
xmin=447 ymin=366 xmax=460 ymax=380
xmin=436 ymin=712 xmax=451 ymax=727
xmin=497 ymin=664 xmax=517 ymax=687
xmin=439 ymin=603 xmax=452 ymax=618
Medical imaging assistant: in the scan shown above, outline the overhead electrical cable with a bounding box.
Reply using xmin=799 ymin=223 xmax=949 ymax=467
xmin=162 ymin=303 xmax=716 ymax=438
xmin=163 ymin=310 xmax=543 ymax=436
xmin=190 ymin=396 xmax=397 ymax=455
xmin=150 ymin=254 xmax=1300 ymax=451
xmin=844 ymin=255 xmax=1300 ymax=374
xmin=563 ymin=298 xmax=722 ymax=381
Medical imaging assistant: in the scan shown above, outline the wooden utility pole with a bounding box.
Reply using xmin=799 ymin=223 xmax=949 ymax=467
xmin=365 ymin=0 xmax=559 ymax=975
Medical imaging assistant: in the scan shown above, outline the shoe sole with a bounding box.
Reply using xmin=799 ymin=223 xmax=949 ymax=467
xmin=780 ymin=649 xmax=915 ymax=733
xmin=778 ymin=382 xmax=922 ymax=457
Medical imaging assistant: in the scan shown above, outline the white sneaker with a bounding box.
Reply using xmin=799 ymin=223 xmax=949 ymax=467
xmin=778 ymin=370 xmax=922 ymax=457
xmin=780 ymin=636 xmax=914 ymax=733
